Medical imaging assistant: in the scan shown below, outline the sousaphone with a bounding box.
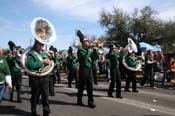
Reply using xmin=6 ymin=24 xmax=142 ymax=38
xmin=123 ymin=38 xmax=142 ymax=71
xmin=21 ymin=17 xmax=56 ymax=76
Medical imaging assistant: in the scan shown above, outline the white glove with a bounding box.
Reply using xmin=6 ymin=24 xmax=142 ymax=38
xmin=5 ymin=75 xmax=12 ymax=88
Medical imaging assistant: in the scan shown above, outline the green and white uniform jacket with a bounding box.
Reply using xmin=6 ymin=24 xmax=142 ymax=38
xmin=26 ymin=50 xmax=49 ymax=72
xmin=0 ymin=56 xmax=11 ymax=85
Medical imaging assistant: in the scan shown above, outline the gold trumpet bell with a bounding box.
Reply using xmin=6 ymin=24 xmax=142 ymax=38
xmin=31 ymin=17 xmax=56 ymax=44
xmin=97 ymin=38 xmax=104 ymax=47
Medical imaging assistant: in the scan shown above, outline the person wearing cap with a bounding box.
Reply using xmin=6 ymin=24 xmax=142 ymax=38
xmin=91 ymin=47 xmax=100 ymax=85
xmin=0 ymin=47 xmax=12 ymax=103
xmin=77 ymin=38 xmax=96 ymax=108
xmin=49 ymin=46 xmax=61 ymax=84
xmin=7 ymin=47 xmax=23 ymax=102
xmin=141 ymin=50 xmax=155 ymax=88
xmin=26 ymin=40 xmax=51 ymax=116
xmin=124 ymin=51 xmax=139 ymax=92
xmin=53 ymin=53 xmax=62 ymax=84
xmin=47 ymin=50 xmax=56 ymax=96
xmin=67 ymin=47 xmax=78 ymax=88
xmin=107 ymin=45 xmax=123 ymax=98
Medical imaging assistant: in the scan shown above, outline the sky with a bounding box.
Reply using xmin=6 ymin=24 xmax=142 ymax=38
xmin=0 ymin=0 xmax=175 ymax=50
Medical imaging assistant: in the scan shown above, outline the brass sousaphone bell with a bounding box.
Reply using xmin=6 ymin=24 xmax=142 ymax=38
xmin=31 ymin=17 xmax=56 ymax=44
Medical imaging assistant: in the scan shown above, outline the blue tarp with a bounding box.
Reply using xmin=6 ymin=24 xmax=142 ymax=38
xmin=103 ymin=47 xmax=110 ymax=55
xmin=139 ymin=42 xmax=162 ymax=51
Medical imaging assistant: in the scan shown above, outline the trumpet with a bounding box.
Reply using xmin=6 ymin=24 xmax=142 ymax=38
xmin=87 ymin=38 xmax=104 ymax=54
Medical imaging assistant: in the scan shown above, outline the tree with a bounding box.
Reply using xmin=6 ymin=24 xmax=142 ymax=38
xmin=130 ymin=6 xmax=160 ymax=43
xmin=99 ymin=6 xmax=175 ymax=52
xmin=159 ymin=21 xmax=175 ymax=52
xmin=99 ymin=7 xmax=130 ymax=47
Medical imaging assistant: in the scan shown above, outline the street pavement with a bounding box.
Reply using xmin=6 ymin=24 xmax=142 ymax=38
xmin=0 ymin=72 xmax=175 ymax=116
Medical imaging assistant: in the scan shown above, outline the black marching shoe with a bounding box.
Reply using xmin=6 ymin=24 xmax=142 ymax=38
xmin=10 ymin=93 xmax=13 ymax=102
xmin=68 ymin=85 xmax=72 ymax=88
xmin=125 ymin=89 xmax=131 ymax=92
xmin=94 ymin=82 xmax=98 ymax=85
xmin=133 ymin=90 xmax=139 ymax=92
xmin=108 ymin=92 xmax=114 ymax=97
xmin=9 ymin=97 xmax=13 ymax=102
xmin=31 ymin=112 xmax=41 ymax=116
xmin=77 ymin=101 xmax=85 ymax=106
xmin=43 ymin=109 xmax=50 ymax=116
xmin=116 ymin=95 xmax=123 ymax=99
xmin=50 ymin=92 xmax=55 ymax=96
xmin=17 ymin=99 xmax=22 ymax=103
xmin=88 ymin=102 xmax=96 ymax=108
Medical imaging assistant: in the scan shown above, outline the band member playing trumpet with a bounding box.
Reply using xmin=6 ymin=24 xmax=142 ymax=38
xmin=107 ymin=45 xmax=123 ymax=98
xmin=89 ymin=41 xmax=100 ymax=85
xmin=91 ymin=47 xmax=100 ymax=85
xmin=7 ymin=47 xmax=22 ymax=102
xmin=77 ymin=38 xmax=96 ymax=108
xmin=67 ymin=47 xmax=78 ymax=88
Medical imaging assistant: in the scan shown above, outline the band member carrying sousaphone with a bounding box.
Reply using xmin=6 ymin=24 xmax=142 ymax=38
xmin=20 ymin=17 xmax=56 ymax=116
xmin=123 ymin=38 xmax=142 ymax=92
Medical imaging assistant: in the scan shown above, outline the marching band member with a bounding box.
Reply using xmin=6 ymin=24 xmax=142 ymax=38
xmin=141 ymin=50 xmax=155 ymax=88
xmin=77 ymin=38 xmax=96 ymax=108
xmin=107 ymin=45 xmax=123 ymax=98
xmin=7 ymin=47 xmax=23 ymax=102
xmin=26 ymin=40 xmax=51 ymax=116
xmin=67 ymin=47 xmax=78 ymax=88
xmin=0 ymin=47 xmax=12 ymax=103
xmin=124 ymin=51 xmax=139 ymax=92
xmin=91 ymin=47 xmax=100 ymax=85
xmin=47 ymin=50 xmax=56 ymax=96
xmin=54 ymin=53 xmax=62 ymax=84
xmin=49 ymin=46 xmax=61 ymax=84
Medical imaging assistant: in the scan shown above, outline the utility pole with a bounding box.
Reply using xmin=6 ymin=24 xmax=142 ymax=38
xmin=45 ymin=44 xmax=47 ymax=51
xmin=30 ymin=38 xmax=33 ymax=46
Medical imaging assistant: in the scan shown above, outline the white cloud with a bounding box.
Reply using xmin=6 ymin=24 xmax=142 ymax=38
xmin=155 ymin=1 xmax=175 ymax=21
xmin=32 ymin=0 xmax=117 ymax=21
xmin=112 ymin=0 xmax=152 ymax=12
xmin=32 ymin=0 xmax=175 ymax=21
xmin=159 ymin=10 xmax=175 ymax=21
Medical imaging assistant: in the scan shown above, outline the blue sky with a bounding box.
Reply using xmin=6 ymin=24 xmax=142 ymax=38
xmin=0 ymin=0 xmax=175 ymax=50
